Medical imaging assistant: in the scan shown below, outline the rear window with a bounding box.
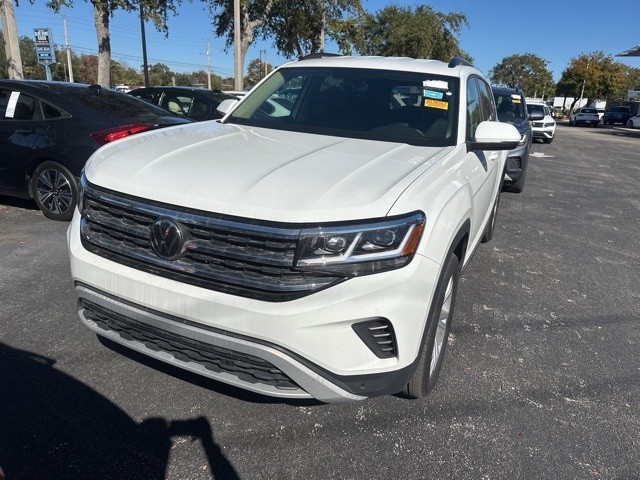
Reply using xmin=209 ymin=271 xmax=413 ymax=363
xmin=582 ymin=109 xmax=597 ymax=114
xmin=610 ymin=106 xmax=630 ymax=112
xmin=64 ymin=86 xmax=175 ymax=120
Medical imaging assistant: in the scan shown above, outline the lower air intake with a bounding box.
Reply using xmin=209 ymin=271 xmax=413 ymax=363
xmin=352 ymin=318 xmax=397 ymax=359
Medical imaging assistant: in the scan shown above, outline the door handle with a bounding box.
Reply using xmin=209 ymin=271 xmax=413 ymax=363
xmin=15 ymin=129 xmax=36 ymax=134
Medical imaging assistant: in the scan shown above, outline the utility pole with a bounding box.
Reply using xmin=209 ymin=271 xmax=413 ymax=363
xmin=63 ymin=16 xmax=74 ymax=83
xmin=263 ymin=50 xmax=267 ymax=78
xmin=140 ymin=3 xmax=150 ymax=88
xmin=578 ymin=59 xmax=590 ymax=108
xmin=233 ymin=0 xmax=242 ymax=90
xmin=0 ymin=0 xmax=24 ymax=79
xmin=207 ymin=41 xmax=211 ymax=89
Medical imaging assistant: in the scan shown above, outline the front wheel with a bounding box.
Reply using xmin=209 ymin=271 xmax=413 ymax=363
xmin=31 ymin=161 xmax=78 ymax=221
xmin=403 ymin=253 xmax=460 ymax=398
xmin=628 ymin=120 xmax=634 ymax=128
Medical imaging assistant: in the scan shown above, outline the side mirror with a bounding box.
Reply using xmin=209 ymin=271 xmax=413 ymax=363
xmin=467 ymin=121 xmax=521 ymax=151
xmin=529 ymin=111 xmax=545 ymax=121
xmin=216 ymin=98 xmax=239 ymax=117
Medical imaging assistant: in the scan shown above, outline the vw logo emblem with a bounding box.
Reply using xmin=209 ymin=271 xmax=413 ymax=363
xmin=150 ymin=218 xmax=186 ymax=260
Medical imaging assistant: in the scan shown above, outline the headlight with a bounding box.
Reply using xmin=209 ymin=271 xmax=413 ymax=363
xmin=518 ymin=133 xmax=527 ymax=145
xmin=295 ymin=212 xmax=425 ymax=276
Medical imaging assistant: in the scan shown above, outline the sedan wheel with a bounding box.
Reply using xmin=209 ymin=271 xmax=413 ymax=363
xmin=31 ymin=161 xmax=78 ymax=221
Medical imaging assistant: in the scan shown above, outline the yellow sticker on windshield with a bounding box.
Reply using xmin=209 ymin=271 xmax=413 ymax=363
xmin=425 ymin=99 xmax=448 ymax=110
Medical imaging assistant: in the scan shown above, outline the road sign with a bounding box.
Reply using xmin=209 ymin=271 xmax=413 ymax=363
xmin=34 ymin=28 xmax=56 ymax=66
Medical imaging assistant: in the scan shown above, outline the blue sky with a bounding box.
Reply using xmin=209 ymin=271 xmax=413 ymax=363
xmin=12 ymin=0 xmax=640 ymax=82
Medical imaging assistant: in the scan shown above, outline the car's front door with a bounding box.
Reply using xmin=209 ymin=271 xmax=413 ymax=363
xmin=463 ymin=76 xmax=502 ymax=242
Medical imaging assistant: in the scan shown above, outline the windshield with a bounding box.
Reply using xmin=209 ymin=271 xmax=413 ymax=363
xmin=527 ymin=104 xmax=547 ymax=116
xmin=224 ymin=67 xmax=459 ymax=146
xmin=493 ymin=92 xmax=526 ymax=122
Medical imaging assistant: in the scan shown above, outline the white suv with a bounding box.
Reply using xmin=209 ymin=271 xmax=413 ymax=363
xmin=68 ymin=55 xmax=519 ymax=402
xmin=526 ymin=101 xmax=556 ymax=143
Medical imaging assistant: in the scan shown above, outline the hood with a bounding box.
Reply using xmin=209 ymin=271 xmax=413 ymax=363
xmin=85 ymin=122 xmax=451 ymax=222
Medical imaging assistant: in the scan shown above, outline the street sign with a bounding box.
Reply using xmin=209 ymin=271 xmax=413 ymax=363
xmin=34 ymin=28 xmax=56 ymax=66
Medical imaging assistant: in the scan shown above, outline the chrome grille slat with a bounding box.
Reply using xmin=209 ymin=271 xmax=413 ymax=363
xmin=79 ymin=182 xmax=344 ymax=301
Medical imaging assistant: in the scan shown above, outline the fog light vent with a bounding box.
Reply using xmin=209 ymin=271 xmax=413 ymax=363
xmin=352 ymin=318 xmax=397 ymax=359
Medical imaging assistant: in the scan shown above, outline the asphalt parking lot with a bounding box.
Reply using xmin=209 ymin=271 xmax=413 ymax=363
xmin=1 ymin=123 xmax=639 ymax=480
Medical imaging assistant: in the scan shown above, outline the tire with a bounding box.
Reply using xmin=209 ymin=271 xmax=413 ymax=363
xmin=31 ymin=161 xmax=79 ymax=221
xmin=482 ymin=185 xmax=501 ymax=243
xmin=628 ymin=120 xmax=634 ymax=128
xmin=404 ymin=253 xmax=460 ymax=398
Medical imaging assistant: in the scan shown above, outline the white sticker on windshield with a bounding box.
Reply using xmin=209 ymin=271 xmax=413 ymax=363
xmin=423 ymin=80 xmax=449 ymax=90
xmin=5 ymin=91 xmax=20 ymax=118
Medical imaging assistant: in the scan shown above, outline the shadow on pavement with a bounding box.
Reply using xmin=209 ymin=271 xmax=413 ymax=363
xmin=0 ymin=195 xmax=39 ymax=212
xmin=0 ymin=342 xmax=239 ymax=480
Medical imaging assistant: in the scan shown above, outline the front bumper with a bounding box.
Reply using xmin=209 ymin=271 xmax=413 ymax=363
xmin=531 ymin=126 xmax=555 ymax=139
xmin=504 ymin=141 xmax=529 ymax=184
xmin=68 ymin=212 xmax=441 ymax=402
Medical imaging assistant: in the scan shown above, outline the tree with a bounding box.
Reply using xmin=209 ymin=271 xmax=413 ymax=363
xmin=244 ymin=56 xmax=272 ymax=86
xmin=78 ymin=54 xmax=98 ymax=83
xmin=34 ymin=0 xmax=184 ymax=88
xmin=208 ymin=0 xmax=362 ymax=87
xmin=335 ymin=5 xmax=469 ymax=61
xmin=147 ymin=62 xmax=172 ymax=86
xmin=622 ymin=66 xmax=640 ymax=95
xmin=267 ymin=0 xmax=363 ymax=58
xmin=488 ymin=53 xmax=554 ymax=98
xmin=17 ymin=35 xmax=44 ymax=78
xmin=556 ymin=52 xmax=628 ymax=111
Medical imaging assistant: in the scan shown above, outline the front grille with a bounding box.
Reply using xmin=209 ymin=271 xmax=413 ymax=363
xmin=532 ymin=122 xmax=544 ymax=128
xmin=80 ymin=182 xmax=345 ymax=301
xmin=81 ymin=298 xmax=301 ymax=390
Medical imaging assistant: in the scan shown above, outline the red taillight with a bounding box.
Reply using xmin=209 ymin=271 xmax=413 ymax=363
xmin=91 ymin=124 xmax=153 ymax=146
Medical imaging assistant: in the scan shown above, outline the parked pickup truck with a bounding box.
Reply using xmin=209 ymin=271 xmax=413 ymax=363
xmin=68 ymin=55 xmax=520 ymax=402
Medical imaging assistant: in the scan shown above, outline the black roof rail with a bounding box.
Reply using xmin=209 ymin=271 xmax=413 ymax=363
xmin=448 ymin=57 xmax=473 ymax=68
xmin=299 ymin=52 xmax=342 ymax=61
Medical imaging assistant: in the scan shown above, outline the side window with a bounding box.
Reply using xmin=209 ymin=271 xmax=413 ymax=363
xmin=42 ymin=101 xmax=64 ymax=119
xmin=160 ymin=94 xmax=191 ymax=115
xmin=189 ymin=97 xmax=212 ymax=120
xmin=133 ymin=91 xmax=161 ymax=104
xmin=0 ymin=90 xmax=37 ymax=120
xmin=476 ymin=79 xmax=496 ymax=121
xmin=0 ymin=88 xmax=9 ymax=118
xmin=466 ymin=78 xmax=482 ymax=141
